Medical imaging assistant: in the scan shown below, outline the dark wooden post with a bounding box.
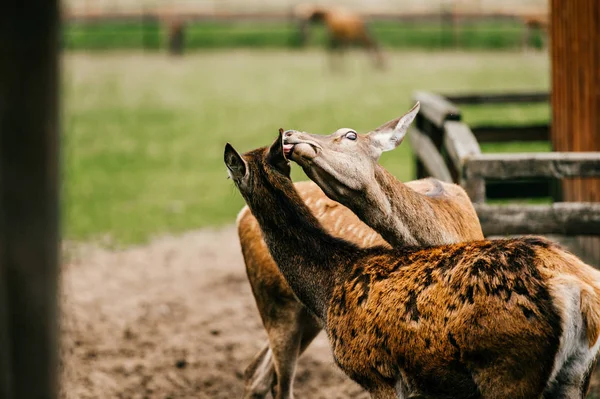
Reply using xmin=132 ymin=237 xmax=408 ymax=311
xmin=0 ymin=0 xmax=61 ymax=398
xmin=550 ymin=0 xmax=600 ymax=262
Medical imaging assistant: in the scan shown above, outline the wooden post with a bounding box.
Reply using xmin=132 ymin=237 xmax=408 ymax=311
xmin=443 ymin=121 xmax=486 ymax=203
xmin=408 ymin=127 xmax=453 ymax=183
xmin=550 ymin=0 xmax=600 ymax=261
xmin=0 ymin=0 xmax=60 ymax=397
xmin=412 ymin=91 xmax=461 ymax=180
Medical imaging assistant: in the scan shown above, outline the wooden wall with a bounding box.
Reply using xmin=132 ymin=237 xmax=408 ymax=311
xmin=550 ymin=0 xmax=600 ymax=262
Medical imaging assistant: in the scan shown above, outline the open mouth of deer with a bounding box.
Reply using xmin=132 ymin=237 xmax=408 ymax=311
xmin=282 ymin=137 xmax=321 ymax=162
xmin=282 ymin=143 xmax=295 ymax=158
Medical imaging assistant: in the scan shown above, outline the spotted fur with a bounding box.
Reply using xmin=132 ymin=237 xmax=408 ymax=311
xmin=238 ymin=177 xmax=482 ymax=398
xmin=225 ymin=135 xmax=600 ymax=398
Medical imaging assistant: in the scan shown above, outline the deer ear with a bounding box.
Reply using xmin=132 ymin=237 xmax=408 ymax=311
xmin=224 ymin=143 xmax=248 ymax=180
xmin=267 ymin=128 xmax=291 ymax=176
xmin=368 ymin=101 xmax=420 ymax=153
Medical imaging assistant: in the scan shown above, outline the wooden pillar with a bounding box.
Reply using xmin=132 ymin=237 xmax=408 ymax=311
xmin=550 ymin=0 xmax=600 ymax=262
xmin=0 ymin=0 xmax=60 ymax=397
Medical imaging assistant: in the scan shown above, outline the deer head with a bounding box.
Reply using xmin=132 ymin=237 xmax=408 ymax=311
xmin=225 ymin=130 xmax=355 ymax=318
xmin=225 ymin=129 xmax=291 ymax=200
xmin=282 ymin=102 xmax=420 ymax=200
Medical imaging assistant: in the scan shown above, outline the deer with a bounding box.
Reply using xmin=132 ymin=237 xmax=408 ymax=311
xmin=239 ymin=104 xmax=483 ymax=398
xmin=225 ymin=130 xmax=600 ymax=398
xmin=282 ymin=103 xmax=483 ymax=250
xmin=521 ymin=12 xmax=549 ymax=51
xmin=294 ymin=3 xmax=385 ymax=70
xmin=239 ymin=180 xmax=384 ymax=399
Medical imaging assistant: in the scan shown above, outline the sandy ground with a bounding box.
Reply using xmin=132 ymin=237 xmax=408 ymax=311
xmin=60 ymin=226 xmax=367 ymax=399
xmin=60 ymin=226 xmax=600 ymax=398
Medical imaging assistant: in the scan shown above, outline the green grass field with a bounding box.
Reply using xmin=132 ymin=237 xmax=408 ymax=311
xmin=64 ymin=50 xmax=550 ymax=245
xmin=63 ymin=20 xmax=546 ymax=51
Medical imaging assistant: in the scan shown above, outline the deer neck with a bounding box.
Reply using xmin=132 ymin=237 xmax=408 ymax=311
xmin=353 ymin=165 xmax=441 ymax=248
xmin=245 ymin=167 xmax=356 ymax=321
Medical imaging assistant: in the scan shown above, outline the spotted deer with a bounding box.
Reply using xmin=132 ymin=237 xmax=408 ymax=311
xmin=226 ymin=131 xmax=600 ymax=398
xmin=239 ymin=104 xmax=483 ymax=398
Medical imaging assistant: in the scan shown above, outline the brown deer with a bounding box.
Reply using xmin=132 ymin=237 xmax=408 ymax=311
xmin=283 ymin=102 xmax=482 ymax=249
xmin=226 ymin=131 xmax=600 ymax=398
xmin=238 ymin=180 xmax=385 ymax=399
xmin=521 ymin=13 xmax=549 ymax=51
xmin=294 ymin=4 xmax=385 ymax=69
xmin=239 ymin=107 xmax=483 ymax=397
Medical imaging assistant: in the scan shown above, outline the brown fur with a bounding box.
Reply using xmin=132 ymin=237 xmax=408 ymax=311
xmin=225 ymin=134 xmax=600 ymax=398
xmin=536 ymin=247 xmax=600 ymax=348
xmin=368 ymin=166 xmax=483 ymax=247
xmin=295 ymin=4 xmax=385 ymax=69
xmin=283 ymin=104 xmax=484 ymax=248
xmin=239 ymin=177 xmax=479 ymax=398
xmin=238 ymin=181 xmax=386 ymax=398
xmin=329 ymin=238 xmax=564 ymax=398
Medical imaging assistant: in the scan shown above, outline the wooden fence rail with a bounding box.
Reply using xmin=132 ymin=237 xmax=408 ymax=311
xmin=409 ymin=90 xmax=600 ymax=241
xmin=442 ymin=120 xmax=486 ymax=202
xmin=414 ymin=91 xmax=461 ymax=128
xmin=445 ymin=92 xmax=549 ymax=105
xmin=465 ymin=152 xmax=600 ymax=180
xmin=476 ymin=203 xmax=600 ymax=236
xmin=407 ymin=127 xmax=453 ymax=183
xmin=471 ymin=124 xmax=549 ymax=142
xmin=63 ymin=9 xmax=538 ymax=24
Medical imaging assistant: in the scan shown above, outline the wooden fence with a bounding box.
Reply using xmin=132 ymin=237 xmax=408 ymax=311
xmin=409 ymin=91 xmax=600 ymax=258
xmin=64 ymin=8 xmax=541 ymax=24
xmin=64 ymin=8 xmax=547 ymax=54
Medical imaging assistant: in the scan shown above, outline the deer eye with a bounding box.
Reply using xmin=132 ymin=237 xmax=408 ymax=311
xmin=345 ymin=131 xmax=357 ymax=140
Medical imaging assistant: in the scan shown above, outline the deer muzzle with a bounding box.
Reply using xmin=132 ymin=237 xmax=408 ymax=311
xmin=282 ymin=131 xmax=322 ymax=162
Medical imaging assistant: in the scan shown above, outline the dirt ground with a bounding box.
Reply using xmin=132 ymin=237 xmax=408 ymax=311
xmin=60 ymin=227 xmax=600 ymax=398
xmin=60 ymin=226 xmax=367 ymax=399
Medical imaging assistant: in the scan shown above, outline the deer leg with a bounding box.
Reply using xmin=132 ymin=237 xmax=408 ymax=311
xmin=269 ymin=308 xmax=322 ymax=399
xmin=243 ymin=299 xmax=322 ymax=399
xmin=522 ymin=25 xmax=531 ymax=52
xmin=540 ymin=31 xmax=547 ymax=51
xmin=298 ymin=310 xmax=322 ymax=353
xmin=360 ymin=28 xmax=385 ymax=69
xmin=242 ymin=260 xmax=300 ymax=399
xmin=327 ymin=37 xmax=344 ymax=72
xmin=542 ymin=356 xmax=599 ymax=399
xmin=243 ymin=343 xmax=275 ymax=399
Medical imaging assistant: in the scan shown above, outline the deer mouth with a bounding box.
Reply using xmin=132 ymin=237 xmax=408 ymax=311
xmin=283 ymin=143 xmax=295 ymax=158
xmin=282 ymin=139 xmax=321 ymax=162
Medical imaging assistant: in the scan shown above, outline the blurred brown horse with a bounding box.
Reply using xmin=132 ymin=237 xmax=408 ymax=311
xmin=295 ymin=4 xmax=385 ymax=69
